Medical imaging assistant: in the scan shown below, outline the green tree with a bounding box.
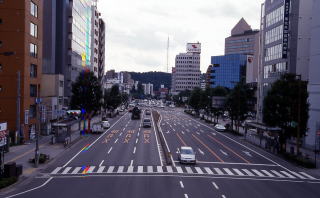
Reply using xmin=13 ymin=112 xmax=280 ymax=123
xmin=263 ymin=73 xmax=309 ymax=154
xmin=210 ymin=86 xmax=229 ymax=123
xmin=104 ymin=85 xmax=122 ymax=110
xmin=189 ymin=87 xmax=203 ymax=114
xmin=70 ymin=71 xmax=102 ymax=114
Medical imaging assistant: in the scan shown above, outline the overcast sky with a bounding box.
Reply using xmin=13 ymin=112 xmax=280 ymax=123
xmin=98 ymin=0 xmax=264 ymax=73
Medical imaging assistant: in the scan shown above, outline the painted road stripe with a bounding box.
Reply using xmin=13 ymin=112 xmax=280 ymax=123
xmin=157 ymin=166 xmax=163 ymax=173
xmin=223 ymin=168 xmax=234 ymax=175
xmin=114 ymin=138 xmax=118 ymax=143
xmin=147 ymin=166 xmax=153 ymax=173
xmin=176 ymin=167 xmax=183 ymax=174
xmin=166 ymin=166 xmax=173 ymax=173
xmin=184 ymin=194 xmax=189 ymax=198
xmin=288 ymin=171 xmax=306 ymax=179
xmin=135 ymin=138 xmax=138 ymax=144
xmin=180 ymin=181 xmax=184 ymax=188
xmin=204 ymin=167 xmax=213 ymax=175
xmin=261 ymin=170 xmax=275 ymax=177
xmin=280 ymin=171 xmax=296 ymax=179
xmin=117 ymin=166 xmax=124 ymax=173
xmin=62 ymin=167 xmax=72 ymax=174
xmin=107 ymin=166 xmax=115 ymax=173
xmin=51 ymin=167 xmax=62 ymax=174
xmin=299 ymin=172 xmax=316 ymax=180
xmin=133 ymin=147 xmax=136 ymax=154
xmin=71 ymin=167 xmax=81 ymax=174
xmin=242 ymin=169 xmax=255 ymax=176
xmin=232 ymin=168 xmax=244 ymax=176
xmin=195 ymin=167 xmax=204 ymax=174
xmin=107 ymin=147 xmax=113 ymax=154
xmin=271 ymin=170 xmax=285 ymax=178
xmin=185 ymin=167 xmax=193 ymax=174
xmin=87 ymin=166 xmax=96 ymax=173
xmin=138 ymin=166 xmax=144 ymax=173
xmin=252 ymin=169 xmax=265 ymax=177
xmin=214 ymin=168 xmax=224 ymax=175
xmin=130 ymin=160 xmax=133 ymax=166
xmin=212 ymin=182 xmax=219 ymax=190
xmin=99 ymin=160 xmax=104 ymax=167
xmin=127 ymin=166 xmax=134 ymax=173
xmin=97 ymin=166 xmax=105 ymax=173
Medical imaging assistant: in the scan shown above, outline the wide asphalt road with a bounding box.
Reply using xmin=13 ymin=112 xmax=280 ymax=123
xmin=2 ymin=107 xmax=320 ymax=198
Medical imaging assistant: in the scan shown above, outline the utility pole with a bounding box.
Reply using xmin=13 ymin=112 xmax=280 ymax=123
xmin=16 ymin=71 xmax=21 ymax=144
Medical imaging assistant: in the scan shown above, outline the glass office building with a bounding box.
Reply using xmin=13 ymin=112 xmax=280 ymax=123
xmin=210 ymin=54 xmax=247 ymax=89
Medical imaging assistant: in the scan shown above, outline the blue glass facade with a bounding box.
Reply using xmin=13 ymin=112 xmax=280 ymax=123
xmin=210 ymin=54 xmax=247 ymax=89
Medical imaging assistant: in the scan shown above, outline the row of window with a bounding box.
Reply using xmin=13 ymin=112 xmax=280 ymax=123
xmin=176 ymin=86 xmax=199 ymax=90
xmin=175 ymin=74 xmax=199 ymax=77
xmin=264 ymin=44 xmax=282 ymax=62
xmin=226 ymin=38 xmax=252 ymax=44
xmin=176 ymin=56 xmax=200 ymax=60
xmin=175 ymin=69 xmax=200 ymax=73
xmin=175 ymin=78 xmax=199 ymax=81
xmin=266 ymin=5 xmax=284 ymax=28
xmin=263 ymin=62 xmax=288 ymax=78
xmin=226 ymin=44 xmax=253 ymax=49
xmin=176 ymin=61 xmax=200 ymax=64
xmin=265 ymin=25 xmax=283 ymax=45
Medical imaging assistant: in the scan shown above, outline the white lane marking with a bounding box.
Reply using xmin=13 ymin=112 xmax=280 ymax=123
xmin=51 ymin=167 xmax=62 ymax=174
xmin=288 ymin=171 xmax=306 ymax=179
xmin=232 ymin=168 xmax=244 ymax=176
xmin=214 ymin=168 xmax=224 ymax=175
xmin=133 ymin=147 xmax=136 ymax=154
xmin=4 ymin=177 xmax=53 ymax=198
xmin=130 ymin=160 xmax=134 ymax=166
xmin=180 ymin=181 xmax=184 ymax=188
xmin=223 ymin=168 xmax=234 ymax=175
xmin=181 ymin=131 xmax=185 ymax=135
xmin=71 ymin=167 xmax=81 ymax=174
xmin=62 ymin=167 xmax=72 ymax=174
xmin=220 ymin=149 xmax=228 ymax=156
xmin=127 ymin=166 xmax=134 ymax=173
xmin=186 ymin=167 xmax=193 ymax=174
xmin=147 ymin=166 xmax=153 ymax=173
xmin=135 ymin=138 xmax=138 ymax=144
xmin=62 ymin=112 xmax=128 ymax=168
xmin=137 ymin=132 xmax=140 ymax=137
xmin=138 ymin=166 xmax=144 ymax=173
xmin=271 ymin=170 xmax=285 ymax=178
xmin=280 ymin=171 xmax=296 ymax=179
xmin=261 ymin=170 xmax=274 ymax=177
xmin=184 ymin=194 xmax=189 ymax=198
xmin=176 ymin=166 xmax=183 ymax=174
xmin=166 ymin=166 xmax=173 ymax=173
xmin=212 ymin=132 xmax=216 ymax=136
xmin=242 ymin=169 xmax=255 ymax=176
xmin=198 ymin=148 xmax=205 ymax=155
xmin=119 ymin=132 xmax=123 ymax=136
xmin=114 ymin=138 xmax=118 ymax=144
xmin=252 ymin=169 xmax=265 ymax=177
xmin=222 ymin=195 xmax=226 ymax=198
xmin=123 ymin=128 xmax=126 ymax=131
xmin=195 ymin=167 xmax=204 ymax=174
xmin=299 ymin=172 xmax=316 ymax=180
xmin=242 ymin=151 xmax=252 ymax=157
xmin=196 ymin=132 xmax=200 ymax=135
xmin=151 ymin=112 xmax=164 ymax=166
xmin=87 ymin=166 xmax=96 ymax=173
xmin=117 ymin=166 xmax=124 ymax=173
xmin=204 ymin=167 xmax=213 ymax=175
xmin=157 ymin=166 xmax=163 ymax=173
xmin=212 ymin=182 xmax=219 ymax=190
xmin=158 ymin=113 xmax=175 ymax=167
xmin=172 ymin=128 xmax=176 ymax=132
xmin=107 ymin=147 xmax=113 ymax=154
xmin=97 ymin=166 xmax=105 ymax=173
xmin=107 ymin=166 xmax=115 ymax=173
xmin=99 ymin=160 xmax=104 ymax=167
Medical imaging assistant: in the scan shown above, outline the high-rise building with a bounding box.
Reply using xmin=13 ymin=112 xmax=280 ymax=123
xmin=306 ymin=0 xmax=320 ymax=149
xmin=171 ymin=43 xmax=201 ymax=94
xmin=98 ymin=18 xmax=106 ymax=82
xmin=91 ymin=2 xmax=99 ymax=78
xmin=257 ymin=0 xmax=313 ymax=122
xmin=142 ymin=83 xmax=154 ymax=96
xmin=0 ymin=0 xmax=43 ymax=141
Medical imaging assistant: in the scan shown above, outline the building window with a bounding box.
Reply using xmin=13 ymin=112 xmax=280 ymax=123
xmin=30 ymin=64 xmax=37 ymax=78
xmin=30 ymin=43 xmax=37 ymax=58
xmin=30 ymin=22 xmax=37 ymax=37
xmin=59 ymin=80 xmax=64 ymax=87
xmin=30 ymin=84 xmax=37 ymax=97
xmin=29 ymin=105 xmax=36 ymax=118
xmin=30 ymin=1 xmax=38 ymax=18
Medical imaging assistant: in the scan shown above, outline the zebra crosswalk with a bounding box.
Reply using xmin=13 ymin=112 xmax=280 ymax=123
xmin=49 ymin=165 xmax=317 ymax=181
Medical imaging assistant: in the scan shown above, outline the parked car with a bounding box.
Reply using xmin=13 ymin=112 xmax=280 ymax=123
xmin=102 ymin=120 xmax=110 ymax=129
xmin=143 ymin=118 xmax=152 ymax=128
xmin=214 ymin=124 xmax=226 ymax=132
xmin=178 ymin=146 xmax=196 ymax=164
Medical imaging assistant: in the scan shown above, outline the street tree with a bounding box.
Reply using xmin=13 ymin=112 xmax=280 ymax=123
xmin=70 ymin=71 xmax=103 ymax=114
xmin=263 ymin=73 xmax=309 ymax=154
xmin=189 ymin=87 xmax=203 ymax=114
xmin=104 ymin=84 xmax=122 ymax=110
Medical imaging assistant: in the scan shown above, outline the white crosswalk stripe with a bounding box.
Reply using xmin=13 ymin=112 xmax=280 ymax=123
xmin=49 ymin=166 xmax=318 ymax=181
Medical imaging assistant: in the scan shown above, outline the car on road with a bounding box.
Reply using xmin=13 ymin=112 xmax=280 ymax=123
xmin=102 ymin=120 xmax=110 ymax=129
xmin=178 ymin=146 xmax=196 ymax=164
xmin=91 ymin=123 xmax=104 ymax=133
xmin=214 ymin=124 xmax=226 ymax=132
xmin=143 ymin=118 xmax=152 ymax=128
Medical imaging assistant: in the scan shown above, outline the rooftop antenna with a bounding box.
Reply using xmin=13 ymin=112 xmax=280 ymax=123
xmin=166 ymin=37 xmax=170 ymax=73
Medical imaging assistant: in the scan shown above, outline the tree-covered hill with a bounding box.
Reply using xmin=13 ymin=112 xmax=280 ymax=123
xmin=129 ymin=71 xmax=171 ymax=91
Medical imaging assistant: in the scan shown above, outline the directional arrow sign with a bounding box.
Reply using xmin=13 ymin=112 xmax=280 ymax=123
xmin=220 ymin=149 xmax=228 ymax=156
xmin=243 ymin=151 xmax=252 ymax=157
xmin=198 ymin=148 xmax=205 ymax=155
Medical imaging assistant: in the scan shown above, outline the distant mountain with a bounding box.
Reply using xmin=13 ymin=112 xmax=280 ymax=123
xmin=129 ymin=72 xmax=171 ymax=91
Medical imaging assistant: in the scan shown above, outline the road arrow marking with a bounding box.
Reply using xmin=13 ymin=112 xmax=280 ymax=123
xmin=243 ymin=151 xmax=252 ymax=157
xmin=220 ymin=149 xmax=228 ymax=156
xmin=198 ymin=148 xmax=205 ymax=155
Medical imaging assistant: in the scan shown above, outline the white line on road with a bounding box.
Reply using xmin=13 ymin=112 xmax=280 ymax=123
xmin=119 ymin=132 xmax=123 ymax=136
xmin=198 ymin=148 xmax=205 ymax=155
xmin=184 ymin=194 xmax=189 ymax=198
xmin=212 ymin=182 xmax=219 ymax=190
xmin=222 ymin=195 xmax=226 ymax=198
xmin=135 ymin=138 xmax=138 ymax=144
xmin=130 ymin=160 xmax=134 ymax=166
xmin=212 ymin=132 xmax=216 ymax=136
xmin=133 ymin=147 xmax=136 ymax=154
xmin=179 ymin=181 xmax=184 ymax=188
xmin=114 ymin=138 xmax=118 ymax=144
xmin=107 ymin=147 xmax=113 ymax=154
xmin=99 ymin=160 xmax=104 ymax=167
xmin=137 ymin=132 xmax=140 ymax=137
xmin=220 ymin=149 xmax=228 ymax=156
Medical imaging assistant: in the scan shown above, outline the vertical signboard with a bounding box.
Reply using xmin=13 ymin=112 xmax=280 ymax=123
xmin=282 ymin=0 xmax=290 ymax=59
xmin=0 ymin=122 xmax=8 ymax=147
xmin=25 ymin=110 xmax=29 ymax=125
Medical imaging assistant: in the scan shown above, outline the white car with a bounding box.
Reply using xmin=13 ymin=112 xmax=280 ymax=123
xmin=102 ymin=121 xmax=110 ymax=129
xmin=214 ymin=124 xmax=226 ymax=132
xmin=178 ymin=146 xmax=196 ymax=164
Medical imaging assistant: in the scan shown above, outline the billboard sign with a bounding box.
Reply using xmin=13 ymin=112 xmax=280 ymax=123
xmin=187 ymin=43 xmax=201 ymax=53
xmin=282 ymin=0 xmax=290 ymax=59
xmin=0 ymin=122 xmax=8 ymax=147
